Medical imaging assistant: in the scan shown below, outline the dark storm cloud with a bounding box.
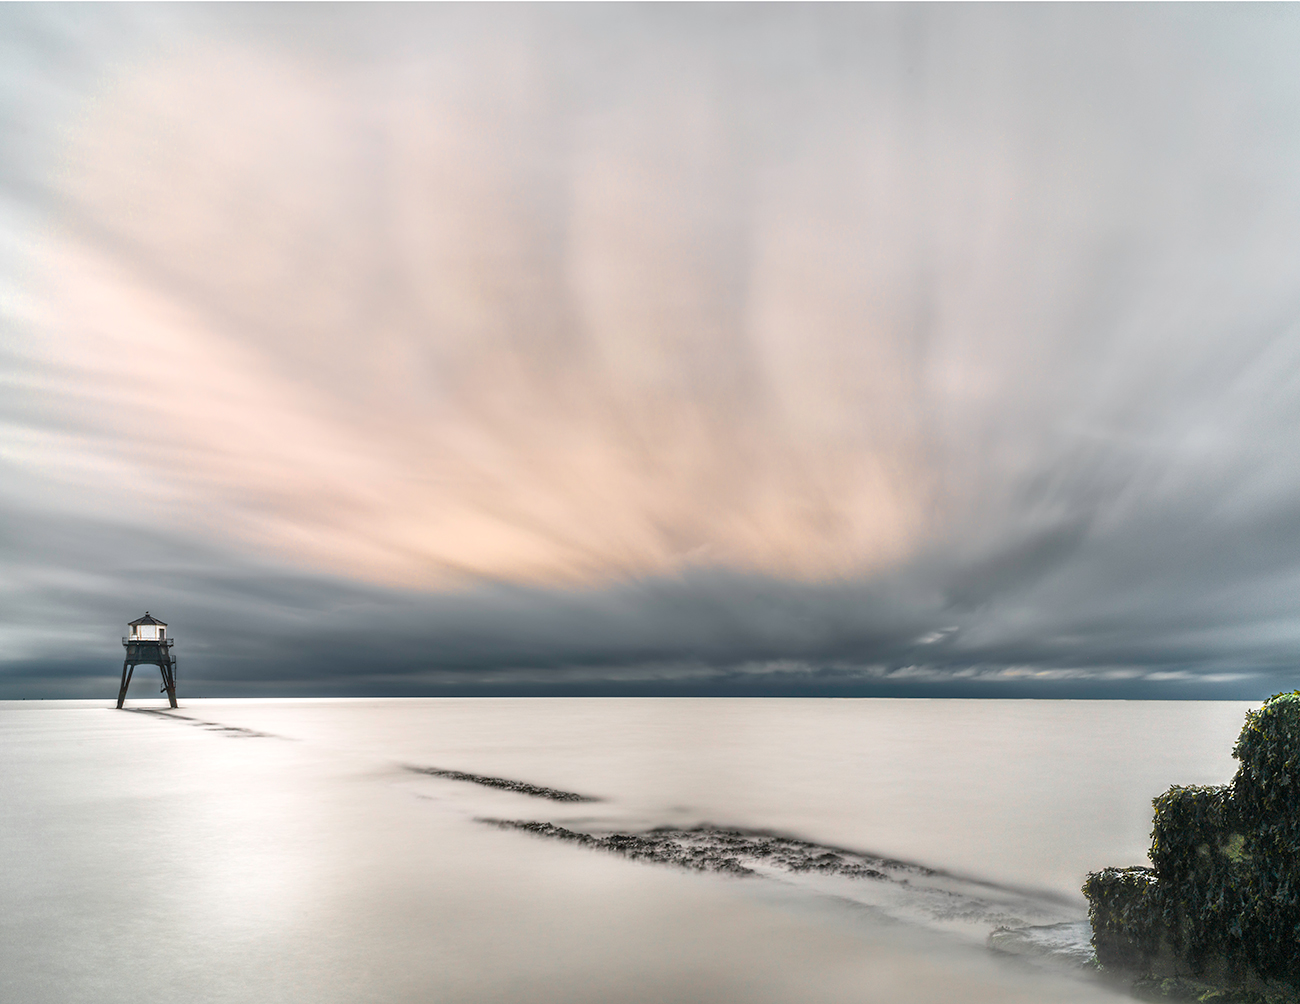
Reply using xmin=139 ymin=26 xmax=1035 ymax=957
xmin=4 ymin=5 xmax=1300 ymax=698
xmin=4 ymin=494 xmax=1297 ymax=699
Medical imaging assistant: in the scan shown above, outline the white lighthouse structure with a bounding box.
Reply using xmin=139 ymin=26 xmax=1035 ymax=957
xmin=117 ymin=612 xmax=178 ymax=709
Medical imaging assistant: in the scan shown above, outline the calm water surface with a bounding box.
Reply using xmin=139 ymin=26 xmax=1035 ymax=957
xmin=0 ymin=698 xmax=1252 ymax=1003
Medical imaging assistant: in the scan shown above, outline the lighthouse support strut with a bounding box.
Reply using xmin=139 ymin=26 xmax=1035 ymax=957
xmin=160 ymin=661 xmax=178 ymax=708
xmin=116 ymin=651 xmax=178 ymax=709
xmin=116 ymin=662 xmax=134 ymax=709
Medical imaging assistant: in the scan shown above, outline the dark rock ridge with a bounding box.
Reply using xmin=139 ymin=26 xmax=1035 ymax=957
xmin=491 ymin=820 xmax=1089 ymax=958
xmin=1083 ymin=691 xmax=1300 ymax=1002
xmin=478 ymin=821 xmax=956 ymax=879
xmin=486 ymin=820 xmax=763 ymax=875
xmin=405 ymin=765 xmax=598 ymax=802
xmin=479 ymin=819 xmax=897 ymax=877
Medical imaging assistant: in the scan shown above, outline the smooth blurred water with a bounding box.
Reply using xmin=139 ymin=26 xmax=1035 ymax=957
xmin=1 ymin=698 xmax=1252 ymax=1003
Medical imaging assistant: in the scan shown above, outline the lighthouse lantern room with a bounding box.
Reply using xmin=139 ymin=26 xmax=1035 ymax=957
xmin=118 ymin=612 xmax=178 ymax=709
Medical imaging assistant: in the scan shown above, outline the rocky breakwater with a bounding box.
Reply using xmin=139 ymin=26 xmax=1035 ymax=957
xmin=1084 ymin=692 xmax=1300 ymax=1002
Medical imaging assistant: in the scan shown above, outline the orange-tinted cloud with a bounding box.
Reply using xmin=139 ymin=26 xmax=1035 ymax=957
xmin=37 ymin=29 xmax=934 ymax=587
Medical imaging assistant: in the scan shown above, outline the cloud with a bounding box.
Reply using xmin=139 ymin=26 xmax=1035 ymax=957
xmin=4 ymin=6 xmax=1300 ymax=697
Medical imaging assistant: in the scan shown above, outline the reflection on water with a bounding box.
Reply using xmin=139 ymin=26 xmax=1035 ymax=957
xmin=1 ymin=698 xmax=1250 ymax=1003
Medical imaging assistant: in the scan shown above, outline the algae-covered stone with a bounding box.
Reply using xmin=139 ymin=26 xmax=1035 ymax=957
xmin=1234 ymin=692 xmax=1300 ymax=815
xmin=1225 ymin=692 xmax=1300 ymax=983
xmin=1149 ymin=784 xmax=1240 ymax=882
xmin=1148 ymin=783 xmax=1251 ymax=969
xmin=1082 ymin=866 xmax=1164 ymax=970
xmin=1131 ymin=973 xmax=1300 ymax=1003
xmin=1083 ymin=691 xmax=1300 ymax=990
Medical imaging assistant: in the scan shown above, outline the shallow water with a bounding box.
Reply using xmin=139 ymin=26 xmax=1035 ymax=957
xmin=1 ymin=698 xmax=1252 ymax=1003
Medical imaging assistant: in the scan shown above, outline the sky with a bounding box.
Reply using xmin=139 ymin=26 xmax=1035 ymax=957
xmin=4 ymin=4 xmax=1300 ymax=699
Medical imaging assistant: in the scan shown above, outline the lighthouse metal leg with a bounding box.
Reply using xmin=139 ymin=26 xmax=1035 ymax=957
xmin=160 ymin=661 xmax=178 ymax=709
xmin=116 ymin=661 xmax=135 ymax=709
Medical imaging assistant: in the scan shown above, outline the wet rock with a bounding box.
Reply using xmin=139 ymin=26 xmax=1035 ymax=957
xmin=987 ymin=921 xmax=1096 ymax=967
xmin=493 ymin=818 xmax=1086 ymax=950
xmin=479 ymin=820 xmax=897 ymax=879
xmin=405 ymin=766 xmax=598 ymax=802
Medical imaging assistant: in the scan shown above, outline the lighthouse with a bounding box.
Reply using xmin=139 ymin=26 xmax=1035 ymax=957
xmin=117 ymin=612 xmax=178 ymax=709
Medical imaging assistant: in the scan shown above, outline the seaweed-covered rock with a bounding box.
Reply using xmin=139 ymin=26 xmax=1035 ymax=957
xmin=1084 ymin=692 xmax=1300 ymax=992
xmin=1234 ymin=692 xmax=1300 ymax=815
xmin=1083 ymin=866 xmax=1166 ymax=970
xmin=1131 ymin=973 xmax=1299 ymax=1003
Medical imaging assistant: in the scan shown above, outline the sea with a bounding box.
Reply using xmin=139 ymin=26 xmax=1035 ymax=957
xmin=1 ymin=698 xmax=1254 ymax=1004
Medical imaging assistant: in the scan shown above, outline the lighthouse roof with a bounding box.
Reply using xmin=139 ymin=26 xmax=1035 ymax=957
xmin=128 ymin=612 xmax=167 ymax=627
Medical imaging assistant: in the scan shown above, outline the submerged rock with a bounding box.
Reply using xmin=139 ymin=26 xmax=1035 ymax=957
xmin=987 ymin=920 xmax=1096 ymax=967
xmin=1083 ymin=692 xmax=1300 ymax=1000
